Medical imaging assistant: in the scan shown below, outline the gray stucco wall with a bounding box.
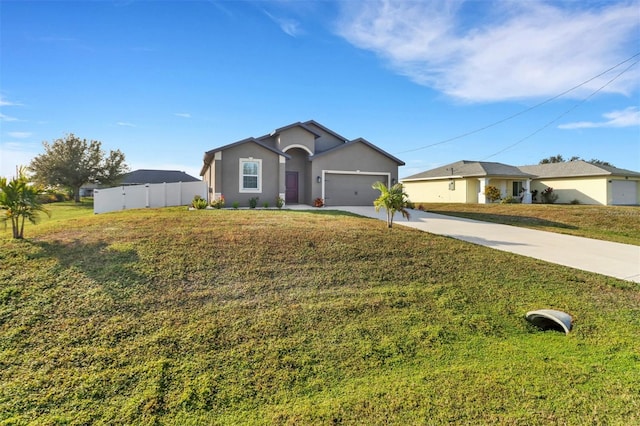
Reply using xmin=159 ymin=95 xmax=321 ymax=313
xmin=218 ymin=143 xmax=283 ymax=207
xmin=310 ymin=141 xmax=400 ymax=204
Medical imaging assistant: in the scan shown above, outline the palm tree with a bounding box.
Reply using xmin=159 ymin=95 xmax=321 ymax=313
xmin=1 ymin=167 xmax=50 ymax=239
xmin=372 ymin=181 xmax=411 ymax=228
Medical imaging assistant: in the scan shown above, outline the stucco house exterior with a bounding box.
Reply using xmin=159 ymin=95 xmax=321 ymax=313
xmin=402 ymin=160 xmax=640 ymax=205
xmin=200 ymin=121 xmax=405 ymax=207
xmin=519 ymin=161 xmax=640 ymax=205
xmin=402 ymin=160 xmax=536 ymax=204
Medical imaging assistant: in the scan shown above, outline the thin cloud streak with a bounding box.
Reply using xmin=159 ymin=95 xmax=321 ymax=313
xmin=264 ymin=10 xmax=303 ymax=37
xmin=117 ymin=121 xmax=136 ymax=127
xmin=336 ymin=0 xmax=640 ymax=102
xmin=7 ymin=132 xmax=32 ymax=138
xmin=558 ymin=107 xmax=640 ymax=129
xmin=0 ymin=113 xmax=19 ymax=122
xmin=174 ymin=113 xmax=191 ymax=118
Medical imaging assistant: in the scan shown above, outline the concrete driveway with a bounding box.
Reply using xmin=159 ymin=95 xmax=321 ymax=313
xmin=329 ymin=206 xmax=640 ymax=283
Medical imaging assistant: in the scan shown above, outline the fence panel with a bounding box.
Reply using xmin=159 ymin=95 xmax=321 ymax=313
xmin=94 ymin=181 xmax=207 ymax=214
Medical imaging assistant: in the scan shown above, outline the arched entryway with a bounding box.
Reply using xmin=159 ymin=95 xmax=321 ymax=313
xmin=283 ymin=147 xmax=310 ymax=204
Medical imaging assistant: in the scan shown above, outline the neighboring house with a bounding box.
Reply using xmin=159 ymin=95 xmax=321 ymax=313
xmin=402 ymin=160 xmax=640 ymax=205
xmin=519 ymin=161 xmax=640 ymax=205
xmin=200 ymin=120 xmax=405 ymax=207
xmin=402 ymin=160 xmax=536 ymax=204
xmin=119 ymin=169 xmax=201 ymax=185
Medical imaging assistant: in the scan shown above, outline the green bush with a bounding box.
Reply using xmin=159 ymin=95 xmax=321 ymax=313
xmin=484 ymin=185 xmax=501 ymax=202
xmin=191 ymin=195 xmax=207 ymax=209
xmin=541 ymin=187 xmax=558 ymax=204
xmin=570 ymin=198 xmax=581 ymax=205
xmin=276 ymin=197 xmax=284 ymax=209
xmin=249 ymin=197 xmax=259 ymax=209
xmin=500 ymin=195 xmax=519 ymax=204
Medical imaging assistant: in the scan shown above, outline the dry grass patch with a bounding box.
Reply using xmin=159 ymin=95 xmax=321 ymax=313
xmin=416 ymin=203 xmax=640 ymax=245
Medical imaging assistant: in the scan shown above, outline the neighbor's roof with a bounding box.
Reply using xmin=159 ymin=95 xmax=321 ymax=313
xmin=402 ymin=160 xmax=533 ymax=181
xmin=518 ymin=160 xmax=640 ymax=178
xmin=121 ymin=169 xmax=200 ymax=184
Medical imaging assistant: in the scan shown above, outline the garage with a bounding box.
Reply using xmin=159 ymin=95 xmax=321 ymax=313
xmin=324 ymin=172 xmax=388 ymax=206
xmin=611 ymin=180 xmax=638 ymax=205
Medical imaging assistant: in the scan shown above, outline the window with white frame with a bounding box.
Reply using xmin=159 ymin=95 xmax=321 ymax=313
xmin=240 ymin=158 xmax=261 ymax=192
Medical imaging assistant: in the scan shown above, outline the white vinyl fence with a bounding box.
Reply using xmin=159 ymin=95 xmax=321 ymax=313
xmin=94 ymin=181 xmax=207 ymax=214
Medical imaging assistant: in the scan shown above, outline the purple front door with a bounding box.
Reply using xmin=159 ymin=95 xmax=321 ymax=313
xmin=285 ymin=171 xmax=298 ymax=203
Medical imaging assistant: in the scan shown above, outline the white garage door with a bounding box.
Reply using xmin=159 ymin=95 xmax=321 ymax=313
xmin=325 ymin=173 xmax=387 ymax=206
xmin=612 ymin=180 xmax=638 ymax=205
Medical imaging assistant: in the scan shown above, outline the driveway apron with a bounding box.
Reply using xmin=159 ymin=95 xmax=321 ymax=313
xmin=332 ymin=206 xmax=640 ymax=284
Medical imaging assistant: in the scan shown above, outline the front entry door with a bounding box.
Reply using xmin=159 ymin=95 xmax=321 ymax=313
xmin=285 ymin=171 xmax=298 ymax=203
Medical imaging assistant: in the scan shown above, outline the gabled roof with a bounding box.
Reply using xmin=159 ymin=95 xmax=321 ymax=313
xmin=518 ymin=160 xmax=640 ymax=178
xmin=121 ymin=169 xmax=200 ymax=184
xmin=268 ymin=121 xmax=322 ymax=139
xmin=310 ymin=137 xmax=405 ymax=165
xmin=302 ymin=120 xmax=349 ymax=142
xmin=402 ymin=160 xmax=533 ymax=181
xmin=200 ymin=137 xmax=292 ymax=175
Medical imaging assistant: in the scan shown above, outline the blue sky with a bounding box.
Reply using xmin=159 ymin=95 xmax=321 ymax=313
xmin=1 ymin=0 xmax=639 ymax=179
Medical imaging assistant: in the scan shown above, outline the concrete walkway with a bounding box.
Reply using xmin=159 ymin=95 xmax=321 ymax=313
xmin=292 ymin=205 xmax=640 ymax=283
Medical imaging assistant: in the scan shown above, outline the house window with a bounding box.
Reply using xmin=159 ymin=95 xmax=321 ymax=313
xmin=512 ymin=181 xmax=523 ymax=196
xmin=240 ymin=158 xmax=261 ymax=193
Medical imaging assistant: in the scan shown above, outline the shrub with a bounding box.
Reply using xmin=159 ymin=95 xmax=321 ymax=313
xmin=484 ymin=185 xmax=501 ymax=202
xmin=262 ymin=201 xmax=269 ymax=208
xmin=570 ymin=199 xmax=581 ymax=205
xmin=191 ymin=195 xmax=207 ymax=209
xmin=314 ymin=198 xmax=324 ymax=207
xmin=232 ymin=201 xmax=239 ymax=209
xmin=541 ymin=187 xmax=558 ymax=204
xmin=249 ymin=197 xmax=259 ymax=209
xmin=500 ymin=195 xmax=519 ymax=204
xmin=210 ymin=195 xmax=225 ymax=209
xmin=276 ymin=197 xmax=284 ymax=209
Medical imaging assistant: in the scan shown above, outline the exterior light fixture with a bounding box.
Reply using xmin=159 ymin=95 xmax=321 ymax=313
xmin=317 ymin=176 xmax=321 ymax=183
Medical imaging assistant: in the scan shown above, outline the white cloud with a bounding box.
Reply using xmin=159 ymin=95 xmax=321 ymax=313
xmin=558 ymin=106 xmax=640 ymax=129
xmin=7 ymin=131 xmax=32 ymax=139
xmin=117 ymin=121 xmax=136 ymax=127
xmin=336 ymin=0 xmax=640 ymax=102
xmin=174 ymin=113 xmax=191 ymax=118
xmin=0 ymin=113 xmax=19 ymax=122
xmin=264 ymin=10 xmax=303 ymax=37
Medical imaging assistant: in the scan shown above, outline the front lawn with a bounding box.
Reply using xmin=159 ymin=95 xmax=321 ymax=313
xmin=1 ymin=207 xmax=638 ymax=424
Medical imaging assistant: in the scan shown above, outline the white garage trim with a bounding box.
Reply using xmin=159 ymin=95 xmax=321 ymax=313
xmin=321 ymin=169 xmax=391 ymax=203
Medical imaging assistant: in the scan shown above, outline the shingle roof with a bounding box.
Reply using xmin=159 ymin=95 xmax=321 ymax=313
xmin=309 ymin=137 xmax=405 ymax=165
xmin=121 ymin=169 xmax=200 ymax=185
xmin=402 ymin=160 xmax=533 ymax=181
xmin=518 ymin=160 xmax=640 ymax=178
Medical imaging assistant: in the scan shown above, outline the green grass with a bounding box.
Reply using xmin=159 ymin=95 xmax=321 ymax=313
xmin=1 ymin=205 xmax=639 ymax=424
xmin=416 ymin=203 xmax=640 ymax=245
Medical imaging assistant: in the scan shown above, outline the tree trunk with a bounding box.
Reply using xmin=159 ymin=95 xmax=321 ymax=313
xmin=74 ymin=186 xmax=81 ymax=203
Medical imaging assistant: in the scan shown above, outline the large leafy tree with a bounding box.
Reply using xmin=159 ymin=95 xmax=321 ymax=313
xmin=372 ymin=181 xmax=411 ymax=228
xmin=1 ymin=167 xmax=50 ymax=239
xmin=539 ymin=155 xmax=613 ymax=167
xmin=29 ymin=134 xmax=129 ymax=202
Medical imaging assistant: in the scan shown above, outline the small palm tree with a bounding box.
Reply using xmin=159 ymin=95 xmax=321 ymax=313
xmin=372 ymin=181 xmax=411 ymax=228
xmin=1 ymin=167 xmax=50 ymax=239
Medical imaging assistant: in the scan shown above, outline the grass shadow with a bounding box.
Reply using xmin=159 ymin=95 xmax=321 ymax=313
xmin=33 ymin=239 xmax=145 ymax=300
xmin=285 ymin=208 xmax=364 ymax=218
